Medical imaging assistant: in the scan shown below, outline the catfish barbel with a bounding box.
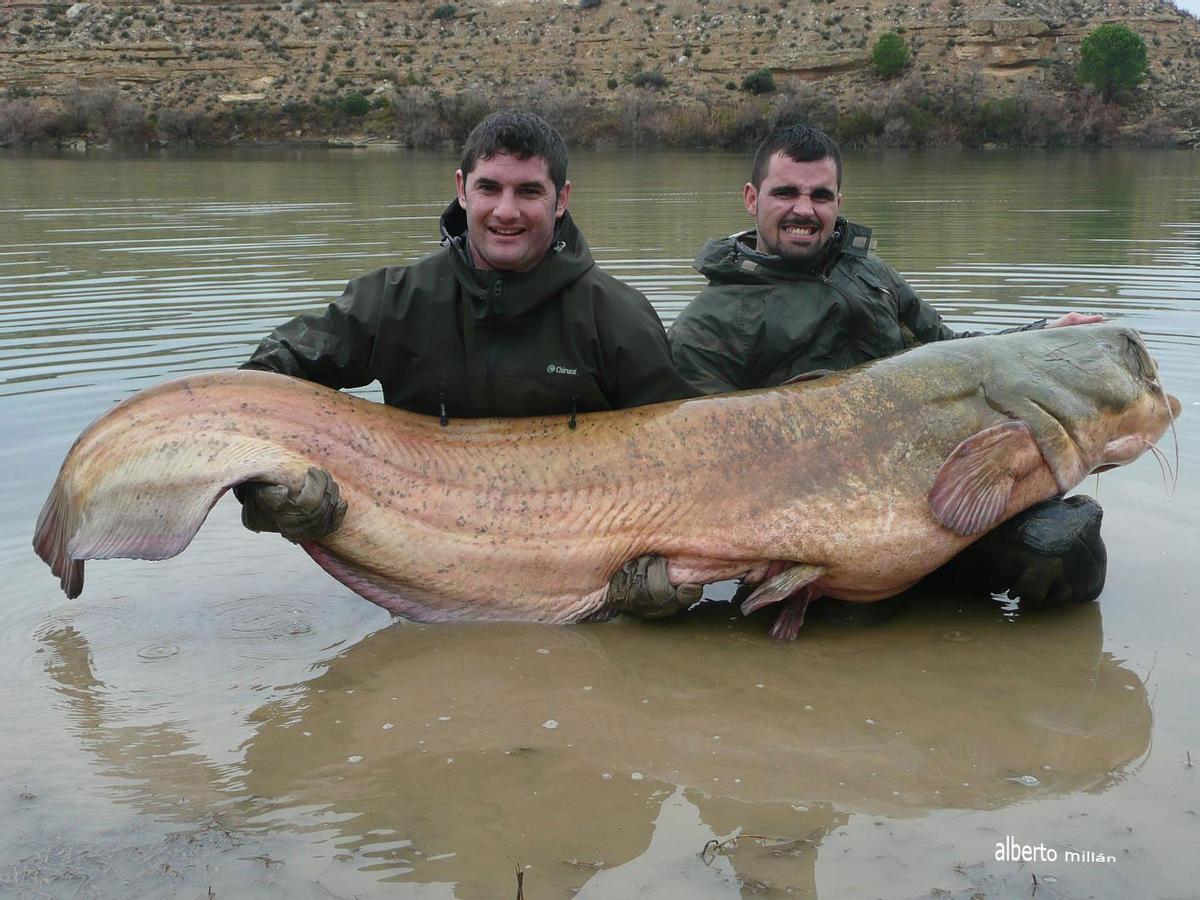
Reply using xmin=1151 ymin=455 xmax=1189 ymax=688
xmin=34 ymin=324 xmax=1180 ymax=639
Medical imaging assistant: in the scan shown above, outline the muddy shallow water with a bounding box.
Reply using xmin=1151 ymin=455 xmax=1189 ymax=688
xmin=1 ymin=149 xmax=1198 ymax=899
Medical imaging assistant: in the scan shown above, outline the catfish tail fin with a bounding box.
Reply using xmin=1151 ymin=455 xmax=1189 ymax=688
xmin=34 ymin=439 xmax=305 ymax=600
xmin=33 ymin=466 xmax=250 ymax=600
xmin=34 ymin=478 xmax=84 ymax=599
xmin=32 ymin=371 xmax=327 ymax=600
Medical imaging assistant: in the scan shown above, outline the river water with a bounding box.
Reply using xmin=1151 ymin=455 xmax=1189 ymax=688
xmin=1 ymin=149 xmax=1198 ymax=899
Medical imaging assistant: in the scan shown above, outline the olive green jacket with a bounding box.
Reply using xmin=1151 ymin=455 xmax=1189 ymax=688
xmin=244 ymin=202 xmax=697 ymax=419
xmin=669 ymin=220 xmax=1045 ymax=394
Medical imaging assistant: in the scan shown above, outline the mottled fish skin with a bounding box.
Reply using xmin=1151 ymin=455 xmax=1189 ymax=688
xmin=33 ymin=325 xmax=1179 ymax=629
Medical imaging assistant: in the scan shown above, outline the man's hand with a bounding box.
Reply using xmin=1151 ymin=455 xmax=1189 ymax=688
xmin=1047 ymin=312 xmax=1105 ymax=328
xmin=237 ymin=466 xmax=347 ymax=542
xmin=607 ymin=554 xmax=702 ymax=619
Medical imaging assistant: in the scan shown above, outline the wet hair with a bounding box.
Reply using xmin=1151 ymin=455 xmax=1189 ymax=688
xmin=459 ymin=110 xmax=569 ymax=194
xmin=750 ymin=125 xmax=842 ymax=189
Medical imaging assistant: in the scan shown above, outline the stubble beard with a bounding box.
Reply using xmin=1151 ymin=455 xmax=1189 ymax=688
xmin=761 ymin=229 xmax=828 ymax=265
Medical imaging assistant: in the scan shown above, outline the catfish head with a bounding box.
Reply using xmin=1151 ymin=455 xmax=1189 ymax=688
xmin=1025 ymin=324 xmax=1178 ymax=479
xmin=929 ymin=324 xmax=1180 ymax=537
xmin=1076 ymin=326 xmax=1182 ymax=475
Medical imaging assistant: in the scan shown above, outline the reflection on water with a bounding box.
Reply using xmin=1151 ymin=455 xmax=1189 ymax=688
xmin=35 ymin=594 xmax=1149 ymax=899
xmin=2 ymin=148 xmax=1198 ymax=898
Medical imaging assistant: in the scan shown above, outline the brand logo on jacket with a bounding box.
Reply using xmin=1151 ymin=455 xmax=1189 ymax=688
xmin=546 ymin=364 xmax=578 ymax=376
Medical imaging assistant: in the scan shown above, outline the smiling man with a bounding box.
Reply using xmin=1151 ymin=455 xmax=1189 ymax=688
xmin=669 ymin=124 xmax=1108 ymax=616
xmin=246 ymin=110 xmax=693 ymax=419
xmin=670 ymin=125 xmax=1100 ymax=393
xmin=237 ymin=111 xmax=700 ymax=615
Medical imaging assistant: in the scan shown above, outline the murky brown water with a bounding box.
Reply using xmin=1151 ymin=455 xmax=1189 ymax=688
xmin=2 ymin=148 xmax=1198 ymax=899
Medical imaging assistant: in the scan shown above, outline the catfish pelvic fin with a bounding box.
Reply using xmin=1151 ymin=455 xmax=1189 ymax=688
xmin=928 ymin=420 xmax=1045 ymax=536
xmin=740 ymin=563 xmax=825 ymax=615
xmin=768 ymin=586 xmax=820 ymax=641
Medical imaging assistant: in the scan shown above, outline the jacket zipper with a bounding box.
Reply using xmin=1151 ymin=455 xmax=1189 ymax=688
xmin=821 ymin=273 xmax=874 ymax=360
xmin=486 ymin=278 xmax=502 ymax=412
xmin=761 ymin=270 xmax=854 ymax=378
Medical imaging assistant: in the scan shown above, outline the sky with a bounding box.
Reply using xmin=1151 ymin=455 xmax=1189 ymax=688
xmin=1172 ymin=0 xmax=1200 ymax=14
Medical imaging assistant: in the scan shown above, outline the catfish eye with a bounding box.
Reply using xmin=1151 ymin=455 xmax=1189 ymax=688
xmin=1121 ymin=333 xmax=1157 ymax=384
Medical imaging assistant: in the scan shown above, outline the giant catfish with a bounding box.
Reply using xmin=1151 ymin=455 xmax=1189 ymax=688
xmin=34 ymin=324 xmax=1180 ymax=639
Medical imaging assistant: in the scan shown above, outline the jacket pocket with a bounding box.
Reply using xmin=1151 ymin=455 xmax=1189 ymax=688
xmin=846 ymin=269 xmax=914 ymax=352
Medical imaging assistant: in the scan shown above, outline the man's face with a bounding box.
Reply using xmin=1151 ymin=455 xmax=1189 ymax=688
xmin=743 ymin=152 xmax=841 ymax=264
xmin=455 ymin=151 xmax=570 ymax=273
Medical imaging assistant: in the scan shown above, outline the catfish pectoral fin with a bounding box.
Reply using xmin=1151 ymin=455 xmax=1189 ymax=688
xmin=740 ymin=563 xmax=825 ymax=615
xmin=928 ymin=420 xmax=1046 ymax=536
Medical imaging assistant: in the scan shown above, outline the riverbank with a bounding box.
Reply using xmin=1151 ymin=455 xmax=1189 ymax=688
xmin=3 ymin=73 xmax=1197 ymax=153
xmin=2 ymin=0 xmax=1199 ymax=151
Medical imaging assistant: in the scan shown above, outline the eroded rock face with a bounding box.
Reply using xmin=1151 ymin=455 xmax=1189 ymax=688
xmin=0 ymin=0 xmax=1196 ymax=140
xmin=956 ymin=19 xmax=1056 ymax=69
xmin=773 ymin=50 xmax=866 ymax=81
xmin=968 ymin=16 xmax=1051 ymax=39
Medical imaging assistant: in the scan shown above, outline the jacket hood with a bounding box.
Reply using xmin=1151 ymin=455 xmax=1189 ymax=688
xmin=693 ymin=217 xmax=874 ymax=284
xmin=438 ymin=199 xmax=595 ymax=321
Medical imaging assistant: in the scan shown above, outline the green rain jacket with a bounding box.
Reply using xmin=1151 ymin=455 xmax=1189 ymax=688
xmin=669 ymin=219 xmax=1045 ymax=394
xmin=244 ymin=201 xmax=697 ymax=419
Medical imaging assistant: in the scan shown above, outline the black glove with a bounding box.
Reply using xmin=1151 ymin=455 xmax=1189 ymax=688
xmin=234 ymin=467 xmax=347 ymax=542
xmin=937 ymin=495 xmax=1106 ymax=609
xmin=607 ymin=554 xmax=702 ymax=618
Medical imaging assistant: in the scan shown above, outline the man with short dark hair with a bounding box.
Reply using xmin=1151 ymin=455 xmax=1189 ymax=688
xmin=238 ymin=110 xmax=700 ymax=616
xmin=669 ymin=124 xmax=1107 ymax=613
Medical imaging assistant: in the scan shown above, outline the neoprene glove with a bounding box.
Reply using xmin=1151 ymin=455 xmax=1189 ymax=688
xmin=607 ymin=554 xmax=702 ymax=618
xmin=235 ymin=467 xmax=347 ymax=542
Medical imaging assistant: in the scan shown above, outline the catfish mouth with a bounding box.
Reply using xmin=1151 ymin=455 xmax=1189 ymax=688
xmin=1091 ymin=387 xmax=1181 ymax=478
xmin=1096 ymin=435 xmax=1149 ymax=470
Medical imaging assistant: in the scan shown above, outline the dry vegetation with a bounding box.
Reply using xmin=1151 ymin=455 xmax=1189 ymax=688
xmin=0 ymin=0 xmax=1197 ymax=149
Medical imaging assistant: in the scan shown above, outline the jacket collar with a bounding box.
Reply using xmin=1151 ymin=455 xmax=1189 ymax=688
xmin=437 ymin=199 xmax=592 ymax=320
xmin=695 ymin=217 xmax=875 ymax=283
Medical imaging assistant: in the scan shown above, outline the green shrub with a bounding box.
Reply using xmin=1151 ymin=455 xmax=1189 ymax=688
xmin=976 ymin=96 xmax=1021 ymax=141
xmin=906 ymin=106 xmax=935 ymax=144
xmin=579 ymin=0 xmax=603 ymax=8
xmin=630 ymin=70 xmax=668 ymax=89
xmin=741 ymin=68 xmax=775 ymax=94
xmin=838 ymin=109 xmax=880 ymax=144
xmin=871 ymin=31 xmax=909 ymax=77
xmin=339 ymin=92 xmax=371 ymax=116
xmin=1077 ymin=23 xmax=1147 ymax=101
xmin=432 ymin=4 xmax=457 ymax=20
